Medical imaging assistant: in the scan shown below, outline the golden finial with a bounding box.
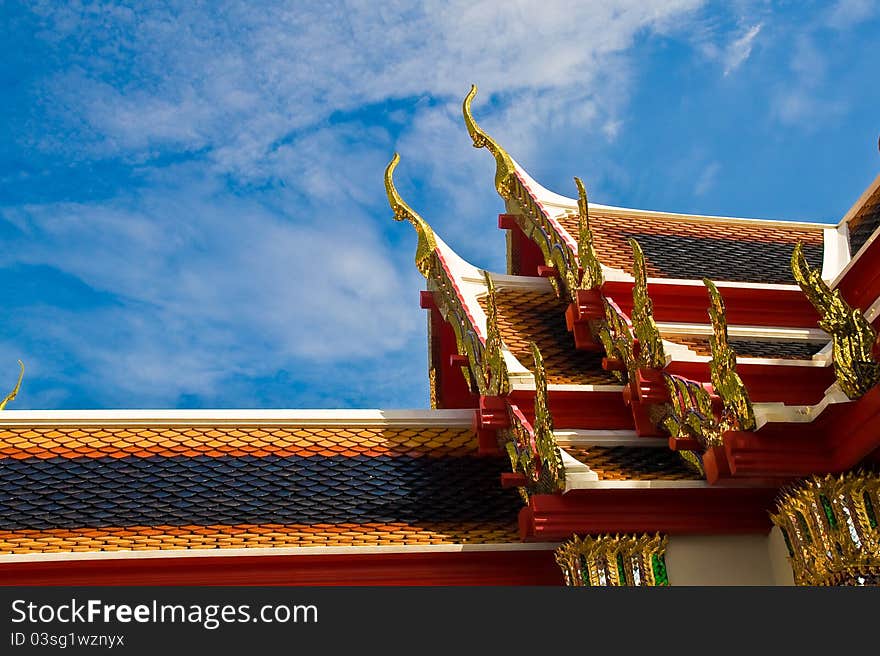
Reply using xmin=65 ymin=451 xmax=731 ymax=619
xmin=0 ymin=360 xmax=24 ymax=411
xmin=384 ymin=153 xmax=438 ymax=278
xmin=704 ymin=279 xmax=755 ymax=431
xmin=574 ymin=176 xmax=603 ymax=291
xmin=482 ymin=272 xmax=511 ymax=396
xmin=629 ymin=239 xmax=665 ymax=369
xmin=462 ymin=84 xmax=516 ymax=200
xmin=530 ymin=342 xmax=565 ymax=492
xmin=791 ymin=242 xmax=880 ymax=398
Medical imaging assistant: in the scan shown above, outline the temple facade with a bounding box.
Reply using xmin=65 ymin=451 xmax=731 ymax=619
xmin=1 ymin=86 xmax=878 ymax=586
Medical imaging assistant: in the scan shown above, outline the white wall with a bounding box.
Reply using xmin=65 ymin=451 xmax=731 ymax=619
xmin=665 ymin=531 xmax=794 ymax=586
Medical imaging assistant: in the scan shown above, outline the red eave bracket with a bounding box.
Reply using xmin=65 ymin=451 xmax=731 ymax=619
xmin=518 ymin=487 xmax=777 ymax=540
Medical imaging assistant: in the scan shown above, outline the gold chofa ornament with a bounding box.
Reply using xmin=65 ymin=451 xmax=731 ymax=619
xmin=791 ymin=242 xmax=880 ymax=398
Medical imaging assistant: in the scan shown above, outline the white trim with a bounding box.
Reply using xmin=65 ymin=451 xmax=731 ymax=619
xmin=554 ymin=429 xmax=666 ymax=447
xmin=434 ymin=236 xmax=533 ymax=378
xmin=603 ymin=267 xmax=806 ymax=292
xmin=509 ymin=382 xmax=625 ymax=393
xmin=656 ymin=322 xmax=828 ymax=342
xmin=563 ymin=478 xmax=767 ymax=492
xmin=0 ymin=408 xmax=474 ymax=427
xmin=752 ymin=383 xmax=850 ymax=429
xmin=822 ymin=224 xmax=851 ymax=282
xmin=0 ymin=542 xmax=561 ymax=564
xmin=484 ymin=272 xmax=554 ymax=292
xmin=837 ymin=172 xmax=880 ymax=228
xmin=559 ymin=448 xmax=598 ymax=481
xmin=866 ymin=295 xmax=880 ymax=323
xmin=830 ymin=174 xmax=880 ymax=288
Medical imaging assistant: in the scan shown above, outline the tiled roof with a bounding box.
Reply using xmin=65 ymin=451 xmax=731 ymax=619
xmin=0 ymin=523 xmax=519 ymax=554
xmin=0 ymin=425 xmax=475 ymax=459
xmin=556 ymin=211 xmax=825 ymax=284
xmin=670 ymin=337 xmax=827 ymax=360
xmin=477 ymin=288 xmax=617 ymax=386
xmin=0 ymin=424 xmax=522 ymax=554
xmin=847 ymin=185 xmax=880 ymax=255
xmin=565 ymin=446 xmax=701 ymax=481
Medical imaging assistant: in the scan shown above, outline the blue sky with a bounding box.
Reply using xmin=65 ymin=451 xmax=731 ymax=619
xmin=1 ymin=1 xmax=879 ymax=410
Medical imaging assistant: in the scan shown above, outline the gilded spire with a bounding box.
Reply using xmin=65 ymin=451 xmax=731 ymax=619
xmin=482 ymin=272 xmax=511 ymax=396
xmin=704 ymin=279 xmax=755 ymax=431
xmin=530 ymin=342 xmax=565 ymax=492
xmin=384 ymin=153 xmax=438 ymax=278
xmin=0 ymin=360 xmax=24 ymax=411
xmin=791 ymin=242 xmax=880 ymax=398
xmin=629 ymin=239 xmax=665 ymax=369
xmin=574 ymin=176 xmax=603 ymax=291
xmin=462 ymin=84 xmax=516 ymax=200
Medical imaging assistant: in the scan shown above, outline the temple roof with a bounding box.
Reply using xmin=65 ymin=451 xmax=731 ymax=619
xmin=0 ymin=410 xmax=521 ymax=555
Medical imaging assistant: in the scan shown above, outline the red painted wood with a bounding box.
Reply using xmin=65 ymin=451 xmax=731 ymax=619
xmin=603 ymin=280 xmax=819 ymax=328
xmin=665 ymin=360 xmax=834 ymax=405
xmin=0 ymin=550 xmax=564 ymax=587
xmin=519 ymin=487 xmax=777 ymax=540
xmin=705 ymin=384 xmax=880 ymax=480
xmin=431 ymin=307 xmax=477 ymax=409
xmin=508 ymin=389 xmax=633 ymax=430
xmin=508 ymin=223 xmax=545 ymax=277
xmin=837 ymin=236 xmax=880 ymax=312
xmin=498 ymin=213 xmax=519 ymax=230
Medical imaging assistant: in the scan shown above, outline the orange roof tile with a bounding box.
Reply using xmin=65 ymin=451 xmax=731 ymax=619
xmin=0 ymin=522 xmax=521 ymax=555
xmin=0 ymin=425 xmax=476 ymax=459
xmin=478 ymin=288 xmax=617 ymax=386
xmin=565 ymin=446 xmax=700 ymax=481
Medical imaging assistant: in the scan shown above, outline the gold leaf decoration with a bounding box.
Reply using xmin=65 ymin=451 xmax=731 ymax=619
xmin=384 ymin=153 xmax=438 ymax=278
xmin=771 ymin=472 xmax=880 ymax=586
xmin=462 ymin=85 xmax=516 ymax=201
xmin=791 ymin=242 xmax=880 ymax=398
xmin=530 ymin=341 xmax=565 ymax=492
xmin=0 ymin=360 xmax=24 ymax=411
xmin=555 ymin=533 xmax=669 ymax=586
xmin=705 ymin=279 xmax=756 ymax=431
xmin=574 ymin=177 xmax=604 ymax=293
xmin=629 ymin=239 xmax=666 ymax=369
xmin=661 ymin=374 xmax=720 ymax=447
xmin=482 ymin=273 xmax=511 ymax=396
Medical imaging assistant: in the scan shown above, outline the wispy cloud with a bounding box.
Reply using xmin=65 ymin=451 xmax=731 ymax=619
xmin=723 ymin=23 xmax=762 ymax=76
xmin=4 ymin=0 xmax=708 ymax=408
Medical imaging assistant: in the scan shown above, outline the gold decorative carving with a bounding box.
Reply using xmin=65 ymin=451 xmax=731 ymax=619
xmin=791 ymin=242 xmax=880 ymax=398
xmin=600 ymin=299 xmax=636 ymax=383
xmin=661 ymin=375 xmax=720 ymax=447
xmin=771 ymin=472 xmax=880 ymax=586
xmin=572 ymin=177 xmax=604 ymax=292
xmin=0 ymin=360 xmax=24 ymax=411
xmin=482 ymin=273 xmax=511 ymax=396
xmin=629 ymin=239 xmax=666 ymax=369
xmin=530 ymin=342 xmax=565 ymax=492
xmin=384 ymin=153 xmax=438 ymax=278
xmin=555 ymin=533 xmax=669 ymax=586
xmin=462 ymin=85 xmax=516 ymax=201
xmin=705 ymin=279 xmax=756 ymax=431
xmin=500 ymin=344 xmax=565 ymax=497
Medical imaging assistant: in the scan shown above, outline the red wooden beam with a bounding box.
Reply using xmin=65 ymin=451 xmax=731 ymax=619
xmin=603 ymin=280 xmax=819 ymax=328
xmin=508 ymin=389 xmax=633 ymax=430
xmin=519 ymin=487 xmax=777 ymax=540
xmin=837 ymin=235 xmax=880 ymax=312
xmin=0 ymin=549 xmax=564 ymax=587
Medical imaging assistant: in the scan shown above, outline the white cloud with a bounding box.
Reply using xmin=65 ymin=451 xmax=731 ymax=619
xmin=723 ymin=23 xmax=762 ymax=76
xmin=7 ymin=0 xmax=715 ymax=407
